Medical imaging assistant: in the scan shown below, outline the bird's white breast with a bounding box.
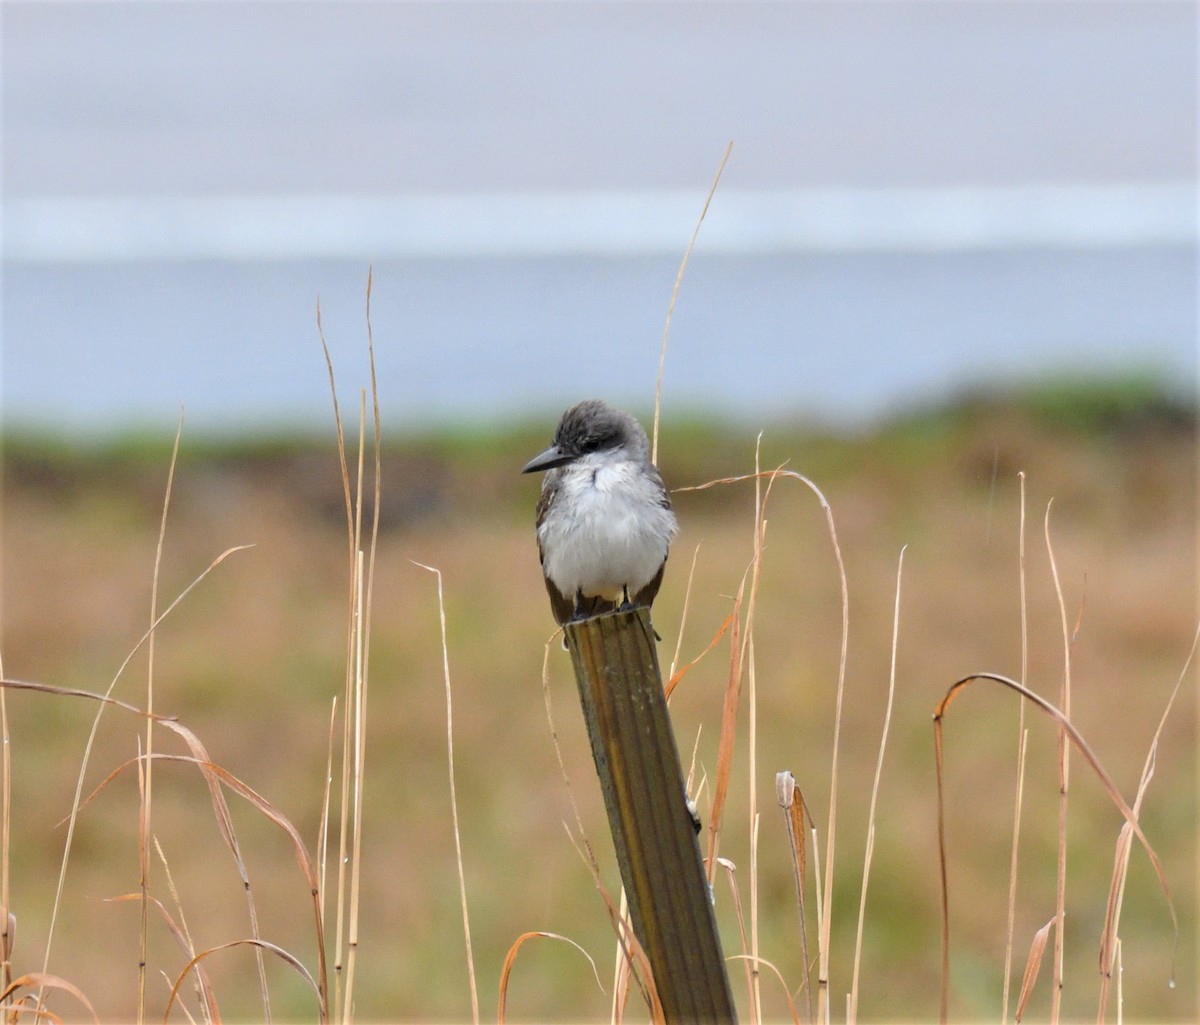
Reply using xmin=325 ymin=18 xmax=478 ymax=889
xmin=538 ymin=454 xmax=677 ymax=601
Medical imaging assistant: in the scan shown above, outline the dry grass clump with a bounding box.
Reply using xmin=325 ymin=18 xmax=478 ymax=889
xmin=0 ymin=360 xmax=1194 ymax=1021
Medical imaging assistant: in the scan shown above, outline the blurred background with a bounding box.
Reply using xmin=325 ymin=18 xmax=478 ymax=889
xmin=3 ymin=1 xmax=1195 ymax=431
xmin=1 ymin=2 xmax=1197 ymax=1022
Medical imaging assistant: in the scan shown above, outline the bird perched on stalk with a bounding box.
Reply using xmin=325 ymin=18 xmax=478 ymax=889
xmin=521 ymin=399 xmax=677 ymax=633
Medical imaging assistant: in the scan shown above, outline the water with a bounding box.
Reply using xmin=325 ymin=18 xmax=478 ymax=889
xmin=2 ymin=245 xmax=1195 ymax=436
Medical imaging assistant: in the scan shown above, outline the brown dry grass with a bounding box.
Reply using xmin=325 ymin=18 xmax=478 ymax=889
xmin=0 ymin=394 xmax=1195 ymax=1022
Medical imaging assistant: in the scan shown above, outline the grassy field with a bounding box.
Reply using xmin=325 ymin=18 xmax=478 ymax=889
xmin=1 ymin=380 xmax=1195 ymax=1022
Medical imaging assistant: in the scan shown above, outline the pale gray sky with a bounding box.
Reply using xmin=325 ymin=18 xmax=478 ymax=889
xmin=4 ymin=1 xmax=1195 ymax=199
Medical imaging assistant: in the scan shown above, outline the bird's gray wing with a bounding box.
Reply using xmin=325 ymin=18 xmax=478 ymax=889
xmin=535 ymin=477 xmax=576 ymax=626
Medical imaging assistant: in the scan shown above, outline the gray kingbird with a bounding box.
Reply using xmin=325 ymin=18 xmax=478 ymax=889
xmin=521 ymin=399 xmax=678 ymax=631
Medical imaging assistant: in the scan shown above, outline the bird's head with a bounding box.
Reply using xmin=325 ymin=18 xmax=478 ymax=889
xmin=521 ymin=399 xmax=649 ymax=474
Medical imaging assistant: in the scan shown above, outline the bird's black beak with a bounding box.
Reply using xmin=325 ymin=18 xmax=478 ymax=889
xmin=521 ymin=444 xmax=575 ymax=474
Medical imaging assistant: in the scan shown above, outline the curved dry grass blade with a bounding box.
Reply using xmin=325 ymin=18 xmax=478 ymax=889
xmin=163 ymin=939 xmax=322 ymax=1023
xmin=107 ymin=892 xmax=218 ymax=1023
xmin=727 ymin=954 xmax=803 ymax=1025
xmin=41 ymin=543 xmax=251 ymax=985
xmin=73 ymin=748 xmax=328 ymax=1022
xmin=1097 ymin=619 xmax=1197 ymax=1018
xmin=717 ymin=857 xmax=757 ymax=1021
xmin=0 ymin=679 xmax=172 ymax=719
xmin=153 ymin=720 xmax=273 ymax=1019
xmin=932 ymin=672 xmax=1178 ymax=1022
xmin=652 ymin=140 xmax=733 ymax=464
xmin=497 ymin=931 xmax=604 ymax=1023
xmin=1015 ymin=916 xmax=1056 ymax=1023
xmin=0 ymin=973 xmax=98 ymax=1023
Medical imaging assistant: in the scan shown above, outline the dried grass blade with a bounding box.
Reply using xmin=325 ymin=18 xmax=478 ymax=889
xmin=40 ymin=543 xmax=250 ymax=987
xmin=0 ymin=973 xmax=98 ymax=1023
xmin=849 ymin=546 xmax=905 ymax=1024
xmin=497 ymin=931 xmax=604 ymax=1023
xmin=727 ymin=954 xmax=803 ymax=1025
xmin=153 ymin=719 xmax=268 ymax=1011
xmin=718 ymin=857 xmax=757 ymax=1022
xmin=776 ymin=771 xmax=814 ymax=1022
xmin=107 ymin=892 xmax=218 ymax=1023
xmin=1015 ymin=916 xmax=1056 ymax=1023
xmin=665 ymin=603 xmax=732 ymax=701
xmin=652 ymin=140 xmax=732 ymax=463
xmin=1003 ymin=470 xmax=1031 ymax=1023
xmin=558 ymin=822 xmax=659 ymax=1021
xmin=1097 ymin=619 xmax=1197 ymax=1017
xmin=933 ymin=672 xmax=1178 ymax=1022
xmin=85 ymin=748 xmax=328 ymax=1021
xmin=1045 ymin=500 xmax=1073 ymax=1025
xmin=704 ymin=577 xmax=745 ymax=877
xmin=163 ymin=940 xmax=322 ymax=1023
xmin=138 ymin=408 xmax=183 ymax=1025
xmin=667 ymin=543 xmax=703 ymax=683
xmin=675 ymin=464 xmax=850 ymax=1023
xmin=412 ymin=561 xmax=479 ymax=1025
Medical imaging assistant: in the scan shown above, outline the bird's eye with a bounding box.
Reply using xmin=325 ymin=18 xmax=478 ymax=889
xmin=579 ymin=428 xmax=617 ymax=453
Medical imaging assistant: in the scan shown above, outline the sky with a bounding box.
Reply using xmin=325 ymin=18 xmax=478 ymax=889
xmin=4 ymin=1 xmax=1195 ymax=200
xmin=1 ymin=1 xmax=1196 ymax=431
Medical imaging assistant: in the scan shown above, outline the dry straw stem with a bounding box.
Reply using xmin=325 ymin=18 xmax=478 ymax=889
xmin=413 ymin=562 xmax=480 ymax=1025
xmin=775 ymin=771 xmax=816 ymax=1023
xmin=1096 ymin=619 xmax=1198 ymax=1021
xmin=718 ymin=855 xmax=756 ymax=1019
xmin=1001 ymin=471 xmax=1031 ymax=1023
xmin=651 ymin=140 xmax=732 ymax=466
xmin=847 ymin=546 xmax=905 ymax=1025
xmin=0 ymin=653 xmax=11 ymax=1000
xmin=932 ymin=672 xmax=1178 ymax=1024
xmin=1044 ymin=499 xmax=1073 ymax=1025
xmin=318 ymin=278 xmax=382 ymax=1025
xmin=137 ymin=410 xmax=187 ymax=1025
xmin=667 ymin=543 xmax=704 ymax=685
xmin=676 ymin=465 xmax=850 ymax=1025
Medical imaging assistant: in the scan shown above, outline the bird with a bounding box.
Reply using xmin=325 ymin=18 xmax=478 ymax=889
xmin=521 ymin=399 xmax=678 ymax=633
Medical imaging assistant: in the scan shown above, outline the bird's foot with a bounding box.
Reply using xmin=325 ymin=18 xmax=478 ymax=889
xmin=568 ymin=589 xmax=591 ymax=623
